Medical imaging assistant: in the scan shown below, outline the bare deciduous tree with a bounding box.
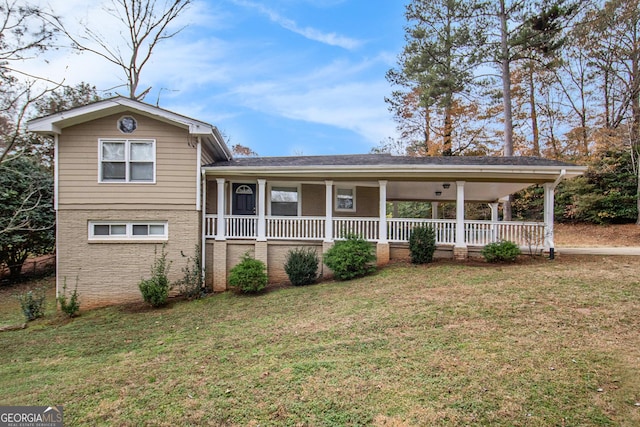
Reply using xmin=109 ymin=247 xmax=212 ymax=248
xmin=57 ymin=0 xmax=192 ymax=101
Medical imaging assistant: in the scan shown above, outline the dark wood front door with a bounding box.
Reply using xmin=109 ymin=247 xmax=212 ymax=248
xmin=232 ymin=183 xmax=256 ymax=215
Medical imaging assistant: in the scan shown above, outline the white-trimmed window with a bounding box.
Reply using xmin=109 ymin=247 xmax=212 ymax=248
xmin=336 ymin=187 xmax=356 ymax=211
xmin=89 ymin=221 xmax=168 ymax=240
xmin=270 ymin=185 xmax=299 ymax=216
xmin=99 ymin=139 xmax=155 ymax=183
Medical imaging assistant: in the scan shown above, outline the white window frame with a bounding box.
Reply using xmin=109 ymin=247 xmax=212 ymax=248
xmin=268 ymin=183 xmax=301 ymax=216
xmin=98 ymin=138 xmax=156 ymax=183
xmin=335 ymin=186 xmax=356 ymax=212
xmin=89 ymin=221 xmax=168 ymax=241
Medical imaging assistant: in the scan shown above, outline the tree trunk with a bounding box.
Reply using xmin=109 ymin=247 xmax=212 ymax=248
xmin=500 ymin=0 xmax=513 ymax=220
xmin=500 ymin=0 xmax=514 ymax=158
xmin=443 ymin=104 xmax=453 ymax=156
xmin=528 ymin=62 xmax=540 ymax=156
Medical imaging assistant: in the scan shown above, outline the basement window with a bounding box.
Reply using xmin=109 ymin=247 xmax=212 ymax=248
xmin=89 ymin=221 xmax=168 ymax=241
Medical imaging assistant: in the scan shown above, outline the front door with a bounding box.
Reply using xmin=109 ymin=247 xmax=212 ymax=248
xmin=232 ymin=183 xmax=256 ymax=215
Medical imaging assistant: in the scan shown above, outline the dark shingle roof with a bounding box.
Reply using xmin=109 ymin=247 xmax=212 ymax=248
xmin=205 ymin=154 xmax=579 ymax=168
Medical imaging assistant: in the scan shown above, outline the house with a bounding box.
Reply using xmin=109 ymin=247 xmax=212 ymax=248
xmin=28 ymin=97 xmax=586 ymax=308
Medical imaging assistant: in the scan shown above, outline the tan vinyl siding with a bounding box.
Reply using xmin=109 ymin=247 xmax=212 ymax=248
xmin=205 ymin=179 xmax=218 ymax=214
xmin=58 ymin=113 xmax=198 ymax=207
xmin=331 ymin=185 xmax=378 ymax=217
xmin=301 ymin=184 xmax=325 ymax=216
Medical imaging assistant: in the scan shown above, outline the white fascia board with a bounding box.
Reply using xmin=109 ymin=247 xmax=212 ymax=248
xmin=203 ymin=164 xmax=587 ymax=180
xmin=27 ymin=96 xmax=215 ymax=136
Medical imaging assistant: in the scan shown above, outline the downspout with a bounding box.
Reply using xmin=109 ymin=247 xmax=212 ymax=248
xmin=54 ymin=134 xmax=59 ymax=299
xmin=201 ymin=169 xmax=207 ymax=287
xmin=197 ymin=136 xmax=206 ymax=288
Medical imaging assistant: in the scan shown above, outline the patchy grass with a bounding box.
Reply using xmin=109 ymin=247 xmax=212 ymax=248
xmin=0 ymin=256 xmax=639 ymax=426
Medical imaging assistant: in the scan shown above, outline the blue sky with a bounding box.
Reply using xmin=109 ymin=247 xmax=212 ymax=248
xmin=31 ymin=0 xmax=407 ymax=156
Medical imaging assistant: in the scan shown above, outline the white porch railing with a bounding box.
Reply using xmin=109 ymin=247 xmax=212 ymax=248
xmin=204 ymin=214 xmax=545 ymax=247
xmin=227 ymin=215 xmax=257 ymax=239
xmin=267 ymin=216 xmax=325 ymax=240
xmin=333 ymin=218 xmax=379 ymax=240
xmin=388 ymin=218 xmax=456 ymax=244
xmin=464 ymin=221 xmax=545 ymax=246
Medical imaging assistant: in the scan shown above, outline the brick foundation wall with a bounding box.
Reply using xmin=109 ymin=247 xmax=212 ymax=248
xmin=57 ymin=209 xmax=199 ymax=308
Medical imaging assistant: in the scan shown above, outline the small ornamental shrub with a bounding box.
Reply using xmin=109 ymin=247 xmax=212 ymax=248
xmin=176 ymin=245 xmax=205 ymax=299
xmin=229 ymin=252 xmax=268 ymax=294
xmin=409 ymin=225 xmax=436 ymax=264
xmin=139 ymin=244 xmax=172 ymax=307
xmin=284 ymin=247 xmax=319 ymax=286
xmin=58 ymin=278 xmax=80 ymax=318
xmin=323 ymin=234 xmax=376 ymax=281
xmin=15 ymin=287 xmax=46 ymax=321
xmin=481 ymin=240 xmax=521 ymax=263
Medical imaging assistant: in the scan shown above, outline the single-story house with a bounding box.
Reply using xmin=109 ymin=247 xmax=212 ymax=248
xmin=27 ymin=97 xmax=586 ymax=308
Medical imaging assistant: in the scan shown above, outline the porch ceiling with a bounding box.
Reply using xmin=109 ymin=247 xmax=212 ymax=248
xmin=387 ymin=181 xmax=536 ymax=202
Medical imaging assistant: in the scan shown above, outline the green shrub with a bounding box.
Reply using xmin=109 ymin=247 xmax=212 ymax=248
xmin=139 ymin=245 xmax=172 ymax=307
xmin=323 ymin=234 xmax=376 ymax=281
xmin=284 ymin=247 xmax=319 ymax=286
xmin=15 ymin=287 xmax=46 ymax=321
xmin=58 ymin=278 xmax=80 ymax=318
xmin=481 ymin=240 xmax=521 ymax=263
xmin=409 ymin=225 xmax=436 ymax=264
xmin=176 ymin=245 xmax=205 ymax=299
xmin=229 ymin=252 xmax=268 ymax=293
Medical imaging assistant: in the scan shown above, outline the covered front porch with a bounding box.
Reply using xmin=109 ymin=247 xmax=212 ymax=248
xmin=200 ymin=155 xmax=585 ymax=290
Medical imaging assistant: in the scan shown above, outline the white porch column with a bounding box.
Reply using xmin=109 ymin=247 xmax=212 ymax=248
xmin=543 ymin=182 xmax=555 ymax=257
xmin=324 ymin=180 xmax=333 ymax=242
xmin=215 ymin=178 xmax=226 ymax=240
xmin=489 ymin=202 xmax=499 ymax=242
xmin=257 ymin=179 xmax=267 ymax=241
xmin=431 ymin=202 xmax=439 ymax=219
xmin=378 ymin=180 xmax=388 ymax=243
xmin=377 ymin=180 xmax=390 ymax=266
xmin=454 ymin=181 xmax=468 ymax=259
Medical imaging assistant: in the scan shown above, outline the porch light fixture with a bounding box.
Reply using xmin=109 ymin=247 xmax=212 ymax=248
xmin=435 ymin=191 xmax=442 ymax=196
xmin=442 ymin=183 xmax=451 ymax=189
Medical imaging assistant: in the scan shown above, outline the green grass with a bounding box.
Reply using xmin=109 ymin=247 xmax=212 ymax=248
xmin=1 ymin=256 xmax=639 ymax=426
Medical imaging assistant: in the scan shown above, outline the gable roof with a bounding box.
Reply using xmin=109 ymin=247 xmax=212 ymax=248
xmin=27 ymin=96 xmax=232 ymax=161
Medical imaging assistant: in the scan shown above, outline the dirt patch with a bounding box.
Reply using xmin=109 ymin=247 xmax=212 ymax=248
xmin=554 ymin=223 xmax=640 ymax=247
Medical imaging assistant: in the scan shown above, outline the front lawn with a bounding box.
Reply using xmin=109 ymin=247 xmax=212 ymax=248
xmin=0 ymin=256 xmax=638 ymax=426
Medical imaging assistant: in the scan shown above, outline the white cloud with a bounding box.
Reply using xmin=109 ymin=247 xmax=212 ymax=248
xmin=232 ymin=0 xmax=362 ymax=50
xmin=233 ymin=78 xmax=394 ymax=146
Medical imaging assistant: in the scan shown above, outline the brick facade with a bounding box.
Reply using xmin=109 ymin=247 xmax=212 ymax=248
xmin=57 ymin=209 xmax=199 ymax=308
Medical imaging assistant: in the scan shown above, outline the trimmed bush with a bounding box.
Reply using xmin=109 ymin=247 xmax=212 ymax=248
xmin=15 ymin=287 xmax=46 ymax=321
xmin=58 ymin=278 xmax=80 ymax=318
xmin=481 ymin=240 xmax=521 ymax=263
xmin=229 ymin=252 xmax=268 ymax=294
xmin=139 ymin=245 xmax=172 ymax=307
xmin=323 ymin=234 xmax=376 ymax=281
xmin=409 ymin=225 xmax=436 ymax=264
xmin=284 ymin=247 xmax=319 ymax=286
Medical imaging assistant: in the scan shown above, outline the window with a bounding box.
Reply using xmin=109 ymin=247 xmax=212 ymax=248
xmin=270 ymin=186 xmax=299 ymax=216
xmin=336 ymin=187 xmax=356 ymax=211
xmin=100 ymin=139 xmax=155 ymax=182
xmin=89 ymin=221 xmax=168 ymax=240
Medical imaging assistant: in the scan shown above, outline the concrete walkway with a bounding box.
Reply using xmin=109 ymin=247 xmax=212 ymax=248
xmin=556 ymin=247 xmax=640 ymax=256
